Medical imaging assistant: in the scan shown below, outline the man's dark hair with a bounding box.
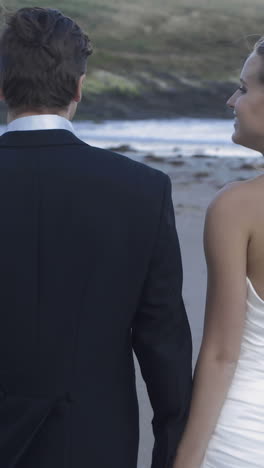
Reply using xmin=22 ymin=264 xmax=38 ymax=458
xmin=0 ymin=7 xmax=93 ymax=113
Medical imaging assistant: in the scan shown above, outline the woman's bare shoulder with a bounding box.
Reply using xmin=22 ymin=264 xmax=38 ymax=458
xmin=207 ymin=176 xmax=264 ymax=217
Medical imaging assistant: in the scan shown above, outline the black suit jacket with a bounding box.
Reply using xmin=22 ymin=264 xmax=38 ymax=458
xmin=0 ymin=129 xmax=192 ymax=468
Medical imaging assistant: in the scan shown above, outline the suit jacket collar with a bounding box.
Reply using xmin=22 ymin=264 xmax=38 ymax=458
xmin=0 ymin=129 xmax=87 ymax=148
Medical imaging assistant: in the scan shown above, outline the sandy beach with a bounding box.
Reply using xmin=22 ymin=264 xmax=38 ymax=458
xmin=121 ymin=151 xmax=264 ymax=468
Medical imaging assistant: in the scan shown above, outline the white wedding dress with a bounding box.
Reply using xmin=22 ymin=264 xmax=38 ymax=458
xmin=201 ymin=277 xmax=264 ymax=467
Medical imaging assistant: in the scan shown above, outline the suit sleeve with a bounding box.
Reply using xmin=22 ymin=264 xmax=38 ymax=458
xmin=132 ymin=175 xmax=193 ymax=468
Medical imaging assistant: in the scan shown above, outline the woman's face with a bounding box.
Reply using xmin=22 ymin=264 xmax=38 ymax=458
xmin=227 ymin=52 xmax=264 ymax=152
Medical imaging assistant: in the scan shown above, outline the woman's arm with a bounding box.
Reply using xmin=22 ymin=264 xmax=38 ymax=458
xmin=173 ymin=183 xmax=251 ymax=468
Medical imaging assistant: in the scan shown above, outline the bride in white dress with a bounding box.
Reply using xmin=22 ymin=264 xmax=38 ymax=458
xmin=173 ymin=38 xmax=264 ymax=468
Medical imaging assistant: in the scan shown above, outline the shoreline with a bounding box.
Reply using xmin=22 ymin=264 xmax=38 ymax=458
xmin=0 ymin=81 xmax=237 ymax=123
xmin=76 ymin=81 xmax=236 ymax=121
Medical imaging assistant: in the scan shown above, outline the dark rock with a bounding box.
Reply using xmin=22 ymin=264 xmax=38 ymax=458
xmin=107 ymin=144 xmax=136 ymax=152
xmin=239 ymin=163 xmax=256 ymax=170
xmin=144 ymin=154 xmax=165 ymax=162
xmin=169 ymin=159 xmax=185 ymax=166
xmin=194 ymin=171 xmax=210 ymax=178
xmin=192 ymin=154 xmax=210 ymax=158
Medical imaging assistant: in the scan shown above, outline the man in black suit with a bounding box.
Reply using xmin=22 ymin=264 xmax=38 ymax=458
xmin=0 ymin=7 xmax=192 ymax=468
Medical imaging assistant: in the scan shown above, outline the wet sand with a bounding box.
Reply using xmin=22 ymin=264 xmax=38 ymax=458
xmin=125 ymin=152 xmax=264 ymax=468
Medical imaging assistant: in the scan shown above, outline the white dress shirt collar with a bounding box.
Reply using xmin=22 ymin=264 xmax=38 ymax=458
xmin=5 ymin=114 xmax=75 ymax=134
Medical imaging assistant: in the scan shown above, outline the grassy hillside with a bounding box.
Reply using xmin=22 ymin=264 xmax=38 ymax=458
xmin=1 ymin=0 xmax=264 ymax=119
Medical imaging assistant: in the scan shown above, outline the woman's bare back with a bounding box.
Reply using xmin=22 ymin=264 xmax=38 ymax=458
xmin=244 ymin=174 xmax=264 ymax=299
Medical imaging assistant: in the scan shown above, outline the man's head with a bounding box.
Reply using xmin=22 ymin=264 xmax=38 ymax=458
xmin=0 ymin=7 xmax=93 ymax=120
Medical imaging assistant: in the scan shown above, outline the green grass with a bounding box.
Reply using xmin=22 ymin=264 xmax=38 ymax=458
xmin=2 ymin=0 xmax=264 ymax=94
xmin=83 ymin=70 xmax=141 ymax=95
